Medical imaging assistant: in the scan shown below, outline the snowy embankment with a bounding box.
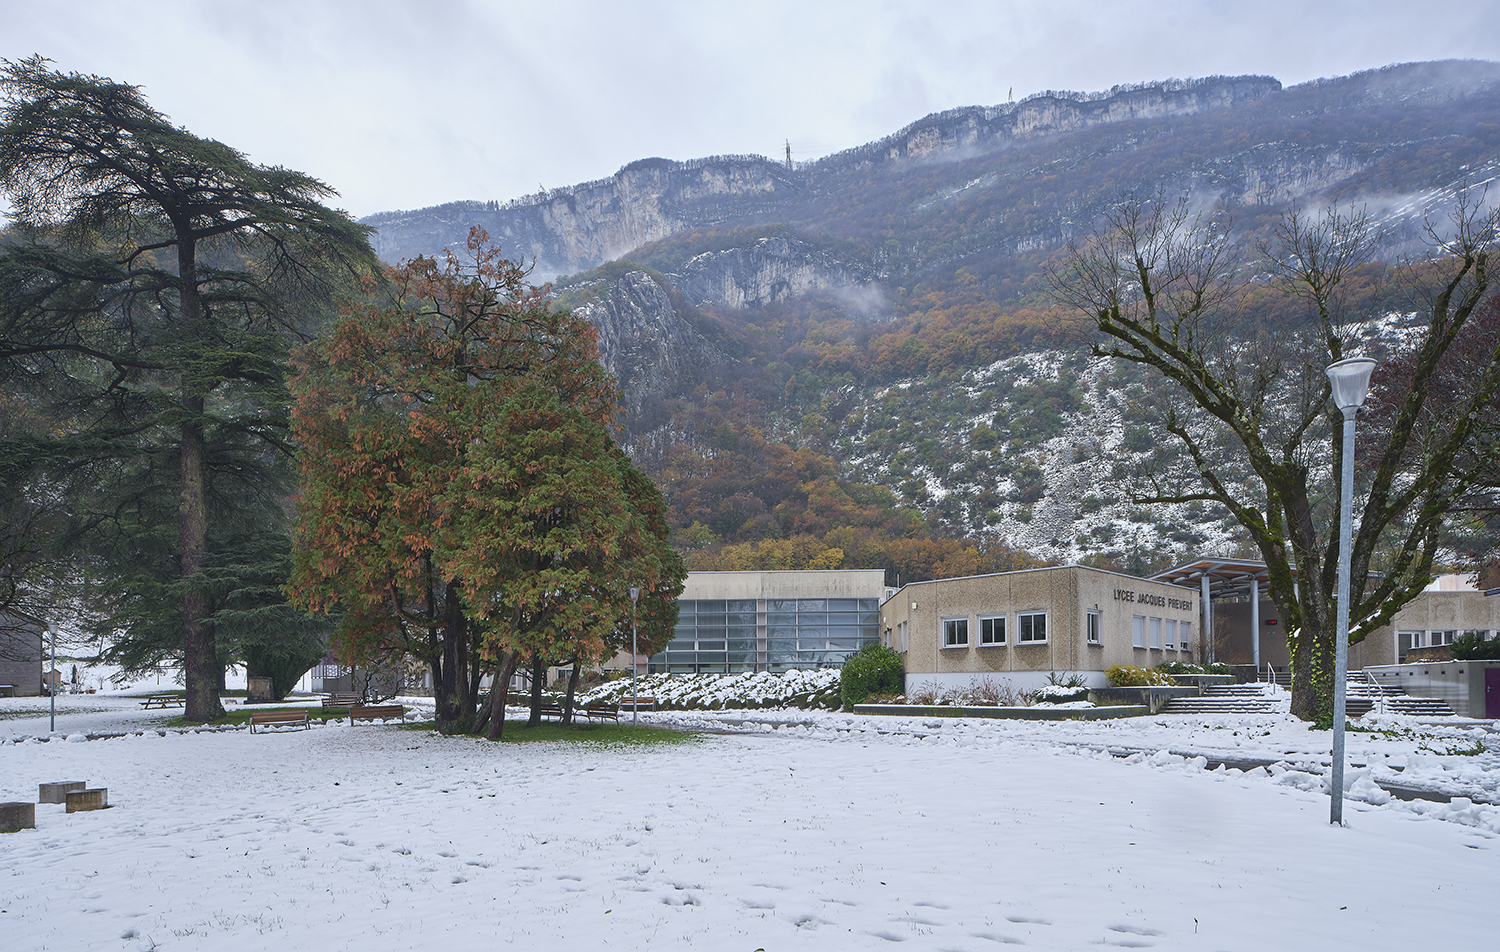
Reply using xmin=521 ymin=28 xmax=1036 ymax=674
xmin=2 ymin=691 xmax=1498 ymax=951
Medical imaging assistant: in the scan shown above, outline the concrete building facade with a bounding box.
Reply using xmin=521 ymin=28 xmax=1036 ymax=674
xmin=645 ymin=570 xmax=889 ymax=674
xmin=882 ymin=565 xmax=1199 ymax=692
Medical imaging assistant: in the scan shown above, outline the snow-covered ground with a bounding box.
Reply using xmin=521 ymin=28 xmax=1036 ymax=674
xmin=2 ymin=691 xmax=1497 ymax=951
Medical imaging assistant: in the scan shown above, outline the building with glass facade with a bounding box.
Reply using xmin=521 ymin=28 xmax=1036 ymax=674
xmin=648 ymin=570 xmax=890 ymax=673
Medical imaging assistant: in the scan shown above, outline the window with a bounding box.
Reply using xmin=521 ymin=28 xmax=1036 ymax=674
xmin=1164 ymin=619 xmax=1178 ymax=652
xmin=980 ymin=615 xmax=1006 ymax=646
xmin=1132 ymin=615 xmax=1145 ymax=648
xmin=1398 ymin=631 xmax=1421 ymax=660
xmin=1018 ymin=611 xmax=1047 ymax=644
xmin=943 ymin=617 xmax=969 ymax=648
xmin=1149 ymin=616 xmax=1162 ymax=649
xmin=1086 ymin=610 xmax=1101 ymax=645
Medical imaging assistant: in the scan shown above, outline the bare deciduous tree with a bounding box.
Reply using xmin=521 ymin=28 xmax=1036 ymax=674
xmin=1052 ymin=194 xmax=1498 ymax=721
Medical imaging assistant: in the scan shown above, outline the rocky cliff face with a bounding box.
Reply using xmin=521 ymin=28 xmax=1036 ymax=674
xmin=671 ymin=235 xmax=883 ymax=313
xmin=567 ymin=270 xmax=721 ymax=409
xmin=365 ymin=76 xmax=1281 ymax=275
xmin=368 ymin=156 xmax=802 ymax=277
xmin=821 ymin=76 xmax=1280 ymax=168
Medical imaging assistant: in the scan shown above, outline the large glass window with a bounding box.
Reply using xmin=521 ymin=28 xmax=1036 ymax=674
xmin=652 ymin=595 xmax=880 ymax=673
xmin=1018 ymin=611 xmax=1046 ymax=644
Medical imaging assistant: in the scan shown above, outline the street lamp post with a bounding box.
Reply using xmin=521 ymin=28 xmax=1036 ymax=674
xmin=1326 ymin=356 xmax=1376 ymax=826
xmin=629 ymin=586 xmax=640 ymax=726
xmin=48 ymin=621 xmax=57 ymax=733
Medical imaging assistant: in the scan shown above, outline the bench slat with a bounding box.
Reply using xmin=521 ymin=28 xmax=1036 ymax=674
xmin=349 ymin=704 xmax=406 ymax=725
xmin=248 ymin=710 xmax=310 ymax=733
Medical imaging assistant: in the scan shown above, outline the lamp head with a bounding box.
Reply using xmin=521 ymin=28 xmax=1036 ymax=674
xmin=1326 ymin=357 xmax=1377 ymax=411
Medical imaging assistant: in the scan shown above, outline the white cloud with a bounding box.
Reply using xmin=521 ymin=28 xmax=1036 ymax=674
xmin=2 ymin=0 xmax=1496 ymax=217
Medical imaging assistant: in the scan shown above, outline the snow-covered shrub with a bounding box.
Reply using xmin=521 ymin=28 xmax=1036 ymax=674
xmin=907 ymin=680 xmax=943 ymax=705
xmin=1106 ymin=664 xmax=1177 ymax=687
xmin=1156 ymin=660 xmax=1234 ymax=676
xmin=1033 ymin=684 xmax=1089 ymax=703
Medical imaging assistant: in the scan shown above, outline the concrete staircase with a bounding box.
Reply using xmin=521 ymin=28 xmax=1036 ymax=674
xmin=1160 ymin=684 xmax=1284 ymax=714
xmin=1343 ymin=678 xmax=1456 ymax=717
xmin=1160 ymin=676 xmax=1457 ymax=717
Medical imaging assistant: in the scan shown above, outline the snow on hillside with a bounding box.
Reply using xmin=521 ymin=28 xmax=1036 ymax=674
xmin=839 ymin=308 xmax=1440 ymax=567
xmin=2 ymin=690 xmax=1497 ymax=951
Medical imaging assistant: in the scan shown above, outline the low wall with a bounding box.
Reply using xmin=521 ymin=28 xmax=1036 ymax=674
xmin=855 ymin=703 xmax=1150 ymax=720
xmin=1091 ymin=685 xmax=1201 ymax=714
xmin=903 ymin=670 xmax=1108 ymax=694
xmin=1366 ymin=661 xmax=1500 ymax=718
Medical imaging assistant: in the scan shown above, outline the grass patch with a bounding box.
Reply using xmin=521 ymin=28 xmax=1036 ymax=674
xmin=167 ymin=705 xmax=340 ymax=728
xmin=403 ymin=717 xmax=691 ymax=746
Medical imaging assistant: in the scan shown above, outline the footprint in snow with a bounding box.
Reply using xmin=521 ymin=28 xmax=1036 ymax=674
xmin=970 ymin=932 xmax=1025 ymax=945
xmin=1108 ymin=924 xmax=1164 ymax=936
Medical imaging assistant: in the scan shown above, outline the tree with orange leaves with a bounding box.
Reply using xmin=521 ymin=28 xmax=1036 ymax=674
xmin=288 ymin=229 xmax=682 ymax=735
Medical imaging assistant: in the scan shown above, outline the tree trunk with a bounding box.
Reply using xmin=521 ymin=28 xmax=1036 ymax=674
xmin=179 ymin=395 xmax=222 ymax=722
xmin=436 ymin=582 xmax=468 ymax=734
xmin=527 ymin=653 xmax=546 ymax=727
xmin=175 ymin=229 xmax=222 ymax=724
xmin=562 ymin=657 xmax=581 ymax=726
xmin=486 ymin=651 xmax=520 ymax=741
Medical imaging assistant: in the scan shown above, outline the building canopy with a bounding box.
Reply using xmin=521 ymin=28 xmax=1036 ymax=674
xmin=1150 ymin=558 xmax=1279 ymax=601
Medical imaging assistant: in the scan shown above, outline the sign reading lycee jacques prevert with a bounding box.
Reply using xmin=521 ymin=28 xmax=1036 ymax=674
xmin=1113 ymin=589 xmax=1194 ymax=612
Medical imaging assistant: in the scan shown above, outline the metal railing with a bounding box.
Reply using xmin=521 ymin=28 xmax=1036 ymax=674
xmin=1362 ymin=669 xmax=1387 ymax=716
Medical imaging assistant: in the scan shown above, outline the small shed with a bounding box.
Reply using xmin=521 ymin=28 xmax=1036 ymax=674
xmin=0 ymin=611 xmax=44 ymax=697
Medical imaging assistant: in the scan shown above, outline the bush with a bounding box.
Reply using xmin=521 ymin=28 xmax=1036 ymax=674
xmin=1452 ymin=632 xmax=1500 ymax=660
xmin=840 ymin=644 xmax=905 ymax=708
xmin=1156 ymin=660 xmax=1235 ymax=677
xmin=1106 ymin=664 xmax=1177 ymax=687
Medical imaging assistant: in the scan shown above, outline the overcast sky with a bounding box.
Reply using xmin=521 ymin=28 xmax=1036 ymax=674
xmin=4 ymin=0 xmax=1498 ymax=219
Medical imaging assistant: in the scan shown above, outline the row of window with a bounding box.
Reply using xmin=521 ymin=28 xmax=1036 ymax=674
xmin=1132 ymin=615 xmax=1192 ymax=651
xmin=942 ymin=611 xmax=1056 ymax=648
xmin=1400 ymin=630 xmax=1493 ymax=648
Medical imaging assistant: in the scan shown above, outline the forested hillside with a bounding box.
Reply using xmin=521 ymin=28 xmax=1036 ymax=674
xmin=365 ymin=60 xmax=1500 ymax=579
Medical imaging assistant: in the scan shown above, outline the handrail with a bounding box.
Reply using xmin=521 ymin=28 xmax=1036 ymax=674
xmin=1362 ymin=669 xmax=1387 ymax=716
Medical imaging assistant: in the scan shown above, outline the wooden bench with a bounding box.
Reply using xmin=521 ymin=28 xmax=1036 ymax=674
xmin=580 ymin=701 xmax=619 ymax=723
xmin=248 ymin=710 xmax=310 ymax=733
xmin=617 ymin=696 xmax=657 ymax=712
xmin=139 ymin=694 xmax=186 ymax=709
xmin=349 ymin=703 xmax=406 ymax=725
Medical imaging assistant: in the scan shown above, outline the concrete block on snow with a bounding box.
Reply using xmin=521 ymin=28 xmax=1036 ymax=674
xmin=65 ymin=788 xmax=108 ymax=813
xmin=1 ymin=801 xmax=36 ymax=832
xmin=39 ymin=781 xmax=87 ymax=803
